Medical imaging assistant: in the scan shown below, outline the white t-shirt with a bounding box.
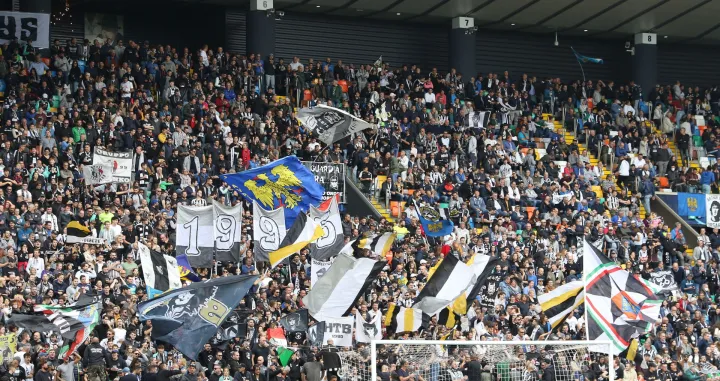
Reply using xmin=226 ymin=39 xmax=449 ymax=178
xmin=121 ymin=81 xmax=134 ymax=97
xmin=424 ymin=92 xmax=436 ymax=104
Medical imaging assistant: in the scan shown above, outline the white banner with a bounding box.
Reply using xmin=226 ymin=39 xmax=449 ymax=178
xmin=252 ymin=202 xmax=286 ymax=262
xmin=92 ymin=147 xmax=132 ymax=183
xmin=308 ymin=197 xmax=344 ymax=261
xmin=176 ymin=205 xmax=214 ymax=268
xmin=82 ymin=164 xmax=113 ymax=185
xmin=0 ymin=12 xmax=50 ymax=48
xmin=552 ymin=192 xmax=573 ymax=204
xmin=355 ymin=314 xmax=381 ymax=343
xmin=311 ymin=258 xmax=332 ymax=287
xmin=213 ymin=201 xmax=242 ymax=263
xmin=68 ymin=237 xmax=105 ymax=245
xmin=466 ymin=111 xmax=490 ymax=129
xmin=707 ymin=194 xmax=720 ymax=228
xmin=321 ymin=316 xmax=354 ymax=347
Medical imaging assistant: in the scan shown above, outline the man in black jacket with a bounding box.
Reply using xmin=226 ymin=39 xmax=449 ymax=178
xmin=157 ymin=364 xmax=183 ymax=381
xmin=462 ymin=354 xmax=483 ymax=381
xmin=540 ymin=359 xmax=555 ymax=381
xmin=83 ymin=337 xmax=107 ymax=381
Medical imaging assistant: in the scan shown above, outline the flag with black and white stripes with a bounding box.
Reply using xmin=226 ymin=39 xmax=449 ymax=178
xmin=138 ymin=242 xmax=182 ymax=298
xmin=538 ymin=280 xmax=584 ymax=331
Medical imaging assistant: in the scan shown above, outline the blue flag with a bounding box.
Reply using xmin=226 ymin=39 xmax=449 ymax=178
xmin=138 ymin=275 xmax=258 ymax=360
xmin=678 ymin=193 xmax=706 ymax=220
xmin=572 ymin=47 xmax=604 ymax=64
xmin=176 ymin=254 xmax=200 ymax=282
xmin=220 ymin=156 xmax=324 ymax=225
xmin=411 ymin=199 xmax=454 ymax=237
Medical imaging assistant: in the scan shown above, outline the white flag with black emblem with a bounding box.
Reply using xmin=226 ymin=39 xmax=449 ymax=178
xmin=82 ymin=164 xmax=113 ymax=185
xmin=311 ymin=258 xmax=332 ymax=287
xmin=137 ymin=242 xmax=181 ymax=298
xmin=355 ymin=313 xmax=382 ymax=343
xmin=297 ymin=104 xmax=376 ymax=145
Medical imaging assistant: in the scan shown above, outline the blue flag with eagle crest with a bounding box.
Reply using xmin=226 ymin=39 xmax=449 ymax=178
xmin=220 ymin=156 xmax=324 ymax=226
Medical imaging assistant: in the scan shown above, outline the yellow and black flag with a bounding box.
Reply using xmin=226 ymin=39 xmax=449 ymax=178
xmin=385 ymin=303 xmax=429 ymax=333
xmin=538 ymin=280 xmax=584 ymax=332
xmin=66 ymin=221 xmax=92 ymax=244
xmin=268 ymin=213 xmax=323 ymax=268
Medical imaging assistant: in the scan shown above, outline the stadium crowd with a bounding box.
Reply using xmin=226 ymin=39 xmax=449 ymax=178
xmin=0 ymin=34 xmax=718 ymax=381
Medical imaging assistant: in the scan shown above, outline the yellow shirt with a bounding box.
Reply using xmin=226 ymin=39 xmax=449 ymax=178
xmin=98 ymin=212 xmax=114 ymax=224
xmin=393 ymin=225 xmax=409 ymax=240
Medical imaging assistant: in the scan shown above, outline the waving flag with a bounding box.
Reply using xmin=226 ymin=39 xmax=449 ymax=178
xmin=176 ymin=254 xmax=200 ymax=282
xmin=10 ymin=296 xmax=101 ymax=359
xmin=539 ymin=280 xmax=584 ymax=331
xmin=413 ymin=254 xmax=475 ymax=315
xmin=220 ymin=156 xmax=324 ymax=226
xmin=572 ymin=47 xmax=604 ymax=64
xmin=584 ymin=238 xmax=662 ymax=355
xmin=268 ymin=213 xmax=324 ymax=268
xmin=297 ymin=105 xmax=375 ymax=145
xmin=138 ymin=275 xmax=258 ymax=360
xmin=138 ymin=242 xmax=182 ymax=298
xmin=411 ymin=199 xmax=454 ymax=237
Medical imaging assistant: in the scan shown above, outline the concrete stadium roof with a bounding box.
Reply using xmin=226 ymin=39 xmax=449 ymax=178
xmin=253 ymin=0 xmax=720 ymax=44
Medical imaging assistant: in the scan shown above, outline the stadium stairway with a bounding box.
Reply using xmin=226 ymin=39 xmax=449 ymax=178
xmin=370 ymin=175 xmax=396 ymax=223
xmin=550 ymin=115 xmax=698 ymax=257
xmin=544 ymin=115 xmax=647 ymax=221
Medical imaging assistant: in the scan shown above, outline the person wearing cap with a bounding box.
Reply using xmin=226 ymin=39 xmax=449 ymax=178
xmin=120 ymin=367 xmax=142 ymax=381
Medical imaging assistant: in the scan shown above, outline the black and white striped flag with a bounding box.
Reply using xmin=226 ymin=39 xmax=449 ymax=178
xmin=138 ymin=242 xmax=182 ymax=297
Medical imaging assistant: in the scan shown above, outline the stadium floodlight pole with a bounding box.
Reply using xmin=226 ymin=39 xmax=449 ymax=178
xmin=371 ymin=339 xmax=614 ymax=381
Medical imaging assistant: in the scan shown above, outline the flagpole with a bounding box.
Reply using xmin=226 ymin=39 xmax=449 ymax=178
xmin=571 ymin=46 xmax=586 ymax=83
xmin=213 ymin=241 xmax=218 ymax=277
xmin=583 ymin=238 xmax=589 ymax=342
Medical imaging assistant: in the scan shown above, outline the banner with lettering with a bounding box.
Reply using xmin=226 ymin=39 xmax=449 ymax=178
xmin=707 ymin=194 xmax=720 ymax=229
xmin=479 ymin=274 xmax=503 ymax=309
xmin=311 ymin=258 xmax=332 ymax=287
xmin=0 ymin=12 xmax=50 ymax=48
xmin=302 ymin=161 xmax=346 ymax=203
xmin=92 ymin=147 xmax=132 ymax=183
xmin=320 ymin=316 xmax=353 ymax=347
xmin=0 ymin=334 xmax=16 ymax=364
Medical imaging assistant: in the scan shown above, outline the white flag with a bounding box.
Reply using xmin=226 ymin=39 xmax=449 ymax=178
xmin=82 ymin=164 xmax=113 ymax=185
xmin=355 ymin=313 xmax=382 ymax=343
xmin=252 ymin=202 xmax=286 ymax=262
xmin=311 ymin=258 xmax=332 ymax=287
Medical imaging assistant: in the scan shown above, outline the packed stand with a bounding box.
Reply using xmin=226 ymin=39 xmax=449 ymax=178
xmin=0 ymin=35 xmax=717 ymax=381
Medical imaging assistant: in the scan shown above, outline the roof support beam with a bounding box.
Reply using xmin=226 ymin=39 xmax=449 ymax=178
xmin=515 ymin=0 xmax=583 ymax=31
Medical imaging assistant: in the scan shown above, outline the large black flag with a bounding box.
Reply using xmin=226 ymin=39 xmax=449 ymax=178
xmin=138 ymin=275 xmax=258 ymax=360
xmin=279 ymin=309 xmax=308 ymax=333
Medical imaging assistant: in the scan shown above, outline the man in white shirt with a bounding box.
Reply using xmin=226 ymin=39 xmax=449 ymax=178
xmin=41 ymin=207 xmax=58 ymax=232
xmin=16 ymin=184 xmax=32 ymax=203
xmin=74 ymin=262 xmax=97 ymax=280
xmin=27 ymin=251 xmax=45 ymax=279
xmin=120 ymin=77 xmax=134 ymax=99
xmin=424 ymin=88 xmax=436 ymax=105
xmin=289 ymin=56 xmax=303 ymax=71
